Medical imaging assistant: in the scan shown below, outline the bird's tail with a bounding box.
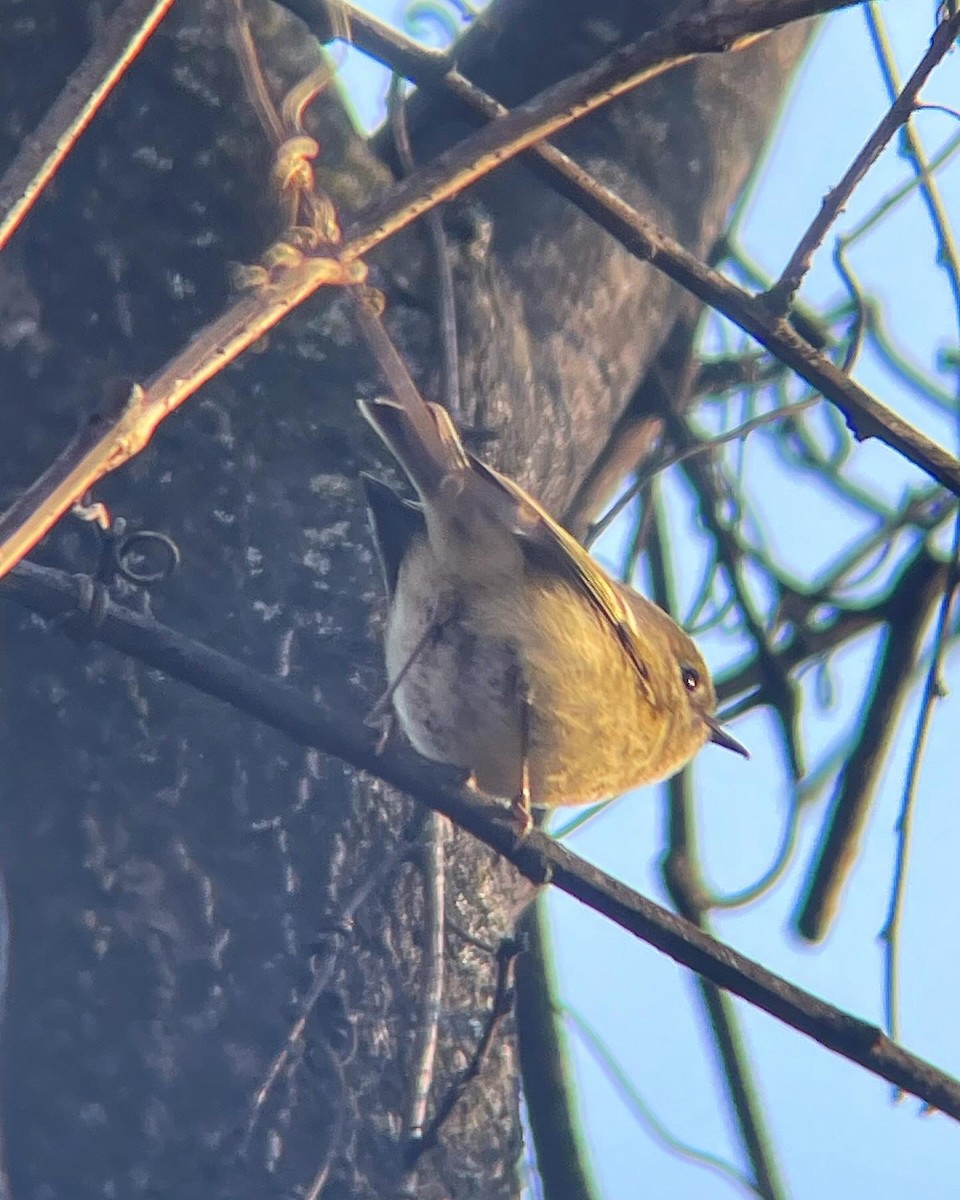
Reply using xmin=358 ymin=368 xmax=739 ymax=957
xmin=358 ymin=396 xmax=470 ymax=503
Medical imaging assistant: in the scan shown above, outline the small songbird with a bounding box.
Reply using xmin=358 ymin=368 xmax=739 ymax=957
xmin=359 ymin=394 xmax=747 ymax=830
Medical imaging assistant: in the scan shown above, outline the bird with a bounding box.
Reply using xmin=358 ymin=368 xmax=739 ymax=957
xmin=359 ymin=394 xmax=747 ymax=832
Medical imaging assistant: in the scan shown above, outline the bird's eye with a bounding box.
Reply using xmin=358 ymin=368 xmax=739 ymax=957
xmin=681 ymin=666 xmax=701 ymax=692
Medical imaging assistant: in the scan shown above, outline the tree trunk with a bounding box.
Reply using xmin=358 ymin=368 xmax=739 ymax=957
xmin=0 ymin=1 xmax=808 ymax=1196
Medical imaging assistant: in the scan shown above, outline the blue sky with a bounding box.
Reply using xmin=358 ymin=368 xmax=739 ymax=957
xmin=337 ymin=4 xmax=960 ymax=1196
xmin=552 ymin=7 xmax=960 ymax=1198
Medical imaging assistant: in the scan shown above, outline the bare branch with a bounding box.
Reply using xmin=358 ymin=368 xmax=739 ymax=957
xmin=4 ymin=559 xmax=960 ymax=1119
xmin=0 ymin=249 xmax=365 ymax=579
xmin=2 ymin=0 xmax=955 ymax=582
xmin=326 ymin=1 xmax=960 ymax=497
xmin=515 ymin=902 xmax=601 ymax=1200
xmin=0 ymin=0 xmax=176 ymax=255
xmin=766 ymin=8 xmax=960 ymax=313
xmin=882 ymin=517 xmax=960 ymax=1041
xmin=794 ymin=552 xmax=946 ymax=941
xmin=865 ymin=5 xmax=960 ymax=338
xmin=652 ymin=510 xmax=786 ymax=1200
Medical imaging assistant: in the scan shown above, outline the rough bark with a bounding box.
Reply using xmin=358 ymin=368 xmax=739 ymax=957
xmin=0 ymin=1 xmax=808 ymax=1196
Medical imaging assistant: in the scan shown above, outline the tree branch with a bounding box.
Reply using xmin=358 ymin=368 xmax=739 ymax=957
xmin=320 ymin=1 xmax=960 ymax=502
xmin=0 ymin=0 xmax=176 ymax=255
xmin=6 ymin=0 xmax=936 ymax=585
xmin=4 ymin=558 xmax=960 ymax=1120
xmin=765 ymin=8 xmax=960 ymax=313
xmin=794 ymin=552 xmax=946 ymax=941
xmin=651 ymin=500 xmax=785 ymax=1200
xmin=515 ymin=902 xmax=600 ymax=1200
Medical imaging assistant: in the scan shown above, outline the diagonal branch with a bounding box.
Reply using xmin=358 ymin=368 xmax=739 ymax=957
xmin=4 ymin=558 xmax=960 ymax=1120
xmin=1 ymin=0 xmax=956 ymax=583
xmin=715 ymin=547 xmax=952 ymax=709
xmin=0 ymin=0 xmax=176 ymax=255
xmin=315 ymin=1 xmax=960 ymax=500
xmin=794 ymin=553 xmax=946 ymax=941
xmin=765 ymin=8 xmax=960 ymax=313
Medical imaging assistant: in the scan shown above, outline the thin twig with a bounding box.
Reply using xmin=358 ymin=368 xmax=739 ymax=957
xmin=677 ymin=421 xmax=804 ymax=778
xmin=406 ymin=938 xmax=521 ymax=1165
xmin=586 ymin=395 xmax=820 ymax=547
xmin=225 ymin=0 xmax=286 ymax=147
xmin=4 ymin=560 xmax=960 ymax=1117
xmin=868 ymin=302 xmax=958 ymax=416
xmin=705 ymin=799 xmax=803 ymax=911
xmin=865 ymin=3 xmax=960 ymax=373
xmin=795 ymin=557 xmax=946 ymax=942
xmin=243 ymin=836 xmax=414 ymax=1148
xmin=715 ymin=547 xmax=952 ymax=709
xmin=564 ymin=1005 xmax=760 ymax=1198
xmin=651 ymin=502 xmax=786 ymax=1200
xmin=224 ymin=0 xmax=340 ymax=245
xmin=881 ymin=516 xmax=960 ymax=1041
xmin=302 ymin=1033 xmax=349 ymax=1200
xmin=765 ymin=8 xmax=960 ymax=313
xmin=0 ymin=0 xmax=176 ymax=255
xmin=801 ymin=486 xmax=952 ymax=600
xmin=867 ymin=1 xmax=960 ymax=1039
xmin=388 ymin=76 xmax=462 ymax=421
xmin=515 ymin=902 xmax=601 ymax=1200
xmin=404 ymin=816 xmax=449 ymax=1143
xmin=348 ymin=286 xmax=441 ymax=440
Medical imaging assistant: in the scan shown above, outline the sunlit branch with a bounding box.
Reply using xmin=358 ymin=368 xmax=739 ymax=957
xmin=0 ymin=0 xmax=176 ymax=255
xmin=1 ymin=0 xmax=956 ymax=584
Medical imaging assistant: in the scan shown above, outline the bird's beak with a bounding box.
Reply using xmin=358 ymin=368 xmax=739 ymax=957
xmin=704 ymin=714 xmax=749 ymax=759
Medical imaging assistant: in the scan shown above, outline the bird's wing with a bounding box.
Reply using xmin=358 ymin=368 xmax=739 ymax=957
xmin=360 ymin=472 xmax=426 ymax=596
xmin=468 ymin=453 xmax=657 ymax=706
